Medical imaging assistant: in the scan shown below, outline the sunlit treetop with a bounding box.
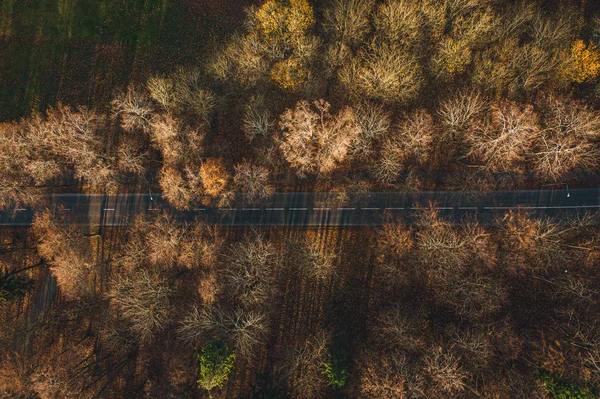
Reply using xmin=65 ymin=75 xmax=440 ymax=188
xmin=561 ymin=40 xmax=600 ymax=84
xmin=254 ymin=0 xmax=315 ymax=45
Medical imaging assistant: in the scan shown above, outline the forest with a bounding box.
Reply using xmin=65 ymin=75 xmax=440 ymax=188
xmin=2 ymin=0 xmax=600 ymax=397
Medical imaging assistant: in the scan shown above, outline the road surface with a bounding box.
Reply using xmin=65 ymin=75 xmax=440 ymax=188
xmin=0 ymin=188 xmax=598 ymax=226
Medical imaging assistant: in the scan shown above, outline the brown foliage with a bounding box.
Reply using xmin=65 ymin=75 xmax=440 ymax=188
xmin=357 ymin=353 xmax=410 ymax=399
xmin=377 ymin=222 xmax=414 ymax=259
xmin=416 ymin=208 xmax=495 ymax=282
xmin=200 ymin=158 xmax=231 ymax=198
xmin=501 ymin=210 xmax=568 ymax=271
xmin=158 ymin=167 xmax=196 ymax=211
xmin=32 ymin=211 xmax=97 ymax=299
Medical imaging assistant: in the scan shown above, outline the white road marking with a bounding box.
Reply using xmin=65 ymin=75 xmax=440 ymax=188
xmin=266 ymin=208 xmax=284 ymax=211
xmin=194 ymin=208 xmax=206 ymax=211
xmin=459 ymin=207 xmax=478 ymax=210
xmin=290 ymin=208 xmax=308 ymax=211
xmin=242 ymin=208 xmax=260 ymax=211
xmin=103 ymin=208 xmax=115 ymax=211
xmin=385 ymin=207 xmax=405 ymax=210
xmin=436 ymin=207 xmax=454 ymax=210
xmin=219 ymin=208 xmax=236 ymax=211
xmin=313 ymin=208 xmax=331 ymax=211
xmin=148 ymin=209 xmax=159 ymax=211
xmin=483 ymin=205 xmax=600 ymax=210
xmin=15 ymin=208 xmax=26 ymax=211
xmin=338 ymin=208 xmax=356 ymax=211
xmin=362 ymin=207 xmax=380 ymax=210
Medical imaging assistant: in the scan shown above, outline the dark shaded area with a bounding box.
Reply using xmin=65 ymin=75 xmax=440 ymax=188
xmin=0 ymin=0 xmax=250 ymax=121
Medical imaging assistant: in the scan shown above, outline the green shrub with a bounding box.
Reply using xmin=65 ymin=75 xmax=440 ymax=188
xmin=322 ymin=356 xmax=348 ymax=389
xmin=197 ymin=340 xmax=236 ymax=397
xmin=0 ymin=271 xmax=31 ymax=303
xmin=538 ymin=369 xmax=594 ymax=399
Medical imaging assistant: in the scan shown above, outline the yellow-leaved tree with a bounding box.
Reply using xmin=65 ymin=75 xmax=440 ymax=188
xmin=255 ymin=0 xmax=315 ymax=45
xmin=211 ymin=0 xmax=317 ymax=90
xmin=561 ymin=39 xmax=600 ymax=84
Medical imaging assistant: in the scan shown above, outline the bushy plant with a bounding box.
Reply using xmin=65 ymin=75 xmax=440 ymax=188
xmin=0 ymin=271 xmax=31 ymax=302
xmin=538 ymin=369 xmax=594 ymax=399
xmin=197 ymin=340 xmax=236 ymax=397
xmin=322 ymin=355 xmax=348 ymax=389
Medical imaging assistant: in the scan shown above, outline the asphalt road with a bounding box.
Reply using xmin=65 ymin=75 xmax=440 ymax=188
xmin=0 ymin=188 xmax=598 ymax=227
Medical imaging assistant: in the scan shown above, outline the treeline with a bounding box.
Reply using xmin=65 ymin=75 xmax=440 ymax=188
xmin=2 ymin=0 xmax=600 ymax=210
xmin=1 ymin=209 xmax=600 ymax=397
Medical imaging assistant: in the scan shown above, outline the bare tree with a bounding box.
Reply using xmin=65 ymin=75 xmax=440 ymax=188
xmin=374 ymin=307 xmax=425 ymax=352
xmin=145 ymin=214 xmax=186 ymax=267
xmin=116 ymin=140 xmax=146 ymax=176
xmin=243 ymin=95 xmax=275 ymax=141
xmin=278 ymin=99 xmax=361 ymax=177
xmin=224 ymin=234 xmax=278 ymax=307
xmin=373 ymin=0 xmax=424 ymax=46
xmin=453 ymin=329 xmax=494 ymax=372
xmin=158 ymin=167 xmax=196 ymax=211
xmin=149 ymin=114 xmax=189 ymax=166
xmin=108 ymin=269 xmax=171 ymax=341
xmin=466 ymin=101 xmax=539 ymax=172
xmin=209 ymin=32 xmax=271 ymax=87
xmin=397 ymin=110 xmax=435 ymax=166
xmin=171 ymin=68 xmax=216 ymax=120
xmin=351 ymin=102 xmax=391 ymax=158
xmin=358 ymin=352 xmax=424 ymax=399
xmin=27 ymin=105 xmax=122 ymax=190
xmin=340 ymin=41 xmax=422 ymax=104
xmin=438 ymin=90 xmax=487 ymax=136
xmin=435 ymin=274 xmax=507 ymax=320
xmin=233 ymin=161 xmax=274 ymax=204
xmin=423 ymin=346 xmax=467 ymax=396
xmin=501 ymin=211 xmax=568 ymax=271
xmin=226 ymin=308 xmax=268 ymax=360
xmin=147 ymin=75 xmax=176 ymax=111
xmin=179 ymin=305 xmax=268 ymax=360
xmin=373 ymin=110 xmax=435 ymax=183
xmin=533 ymin=95 xmax=600 ymax=180
xmin=415 ymin=210 xmax=472 ymax=278
xmin=111 ymin=86 xmax=154 ymax=132
xmin=280 ymin=331 xmax=330 ymax=399
xmin=377 ymin=222 xmax=414 ymax=259
xmin=324 ymin=0 xmax=374 ymax=46
xmin=415 ymin=209 xmax=497 ymax=287
xmin=178 ymin=306 xmax=221 ymax=345
xmin=31 ymin=367 xmax=80 ymax=399
xmin=372 ymin=143 xmax=404 ymax=184
xmin=0 ymin=121 xmax=60 ymax=186
xmin=292 ymin=237 xmax=338 ymax=282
